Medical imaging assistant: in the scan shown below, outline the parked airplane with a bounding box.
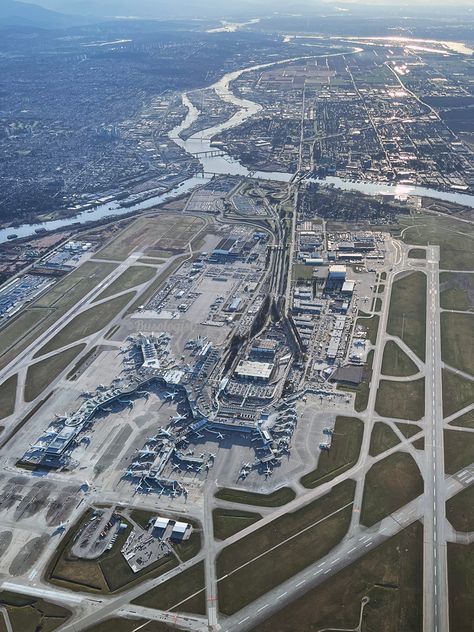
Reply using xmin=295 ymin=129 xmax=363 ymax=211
xmin=163 ymin=390 xmax=178 ymax=401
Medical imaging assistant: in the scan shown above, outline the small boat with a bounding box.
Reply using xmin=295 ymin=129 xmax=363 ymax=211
xmin=7 ymin=234 xmax=18 ymax=240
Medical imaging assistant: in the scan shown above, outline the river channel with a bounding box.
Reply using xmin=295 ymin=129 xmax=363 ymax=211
xmin=2 ymin=49 xmax=474 ymax=244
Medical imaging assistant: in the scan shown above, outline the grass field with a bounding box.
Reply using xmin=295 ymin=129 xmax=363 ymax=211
xmin=0 ymin=374 xmax=17 ymax=420
xmin=375 ymin=378 xmax=425 ymax=421
xmin=446 ymin=486 xmax=474 ymax=532
xmin=217 ymin=480 xmax=355 ymax=615
xmin=24 ymin=344 xmax=86 ymax=402
xmin=412 ymin=437 xmax=424 ymax=450
xmin=381 ymin=340 xmax=418 ymax=377
xmin=408 ymin=248 xmax=426 ymax=259
xmin=441 ymin=312 xmax=474 ymax=375
xmin=94 ymin=266 xmax=156 ymax=302
xmin=396 ymin=422 xmax=421 ymax=438
xmin=449 ymin=409 xmax=474 ymax=429
xmin=387 ymin=271 xmax=426 ymax=361
xmin=293 ymin=264 xmax=315 ymax=281
xmin=0 ymin=261 xmax=117 ymax=371
xmin=442 ymin=369 xmax=474 ymax=418
xmin=356 ymin=315 xmax=379 ymax=345
xmin=447 ymin=543 xmax=474 ymax=632
xmin=0 ymin=590 xmax=71 ymax=632
xmin=300 ymin=416 xmax=364 ymax=488
xmin=35 ymin=261 xmax=117 ymax=309
xmin=399 ymin=213 xmax=474 ymax=271
xmin=132 ymin=562 xmax=206 ymax=614
xmin=35 ymin=292 xmax=135 ymax=358
xmin=369 ymin=422 xmax=400 ymax=457
xmin=213 ymin=509 xmax=262 ymax=540
xmin=215 ymin=486 xmax=295 ymax=507
xmin=253 ymin=522 xmax=423 ymax=632
xmin=444 ymin=430 xmax=474 ymax=475
xmin=360 ymin=452 xmax=423 ymax=527
xmin=94 ymin=215 xmax=205 ymax=261
xmin=440 ymin=271 xmax=474 ymax=311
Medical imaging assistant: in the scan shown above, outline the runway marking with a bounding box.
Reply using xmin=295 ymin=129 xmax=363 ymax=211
xmin=348 ymin=547 xmax=356 ymax=554
xmin=276 ymin=592 xmax=287 ymax=600
xmin=238 ymin=616 xmax=250 ymax=624
xmin=257 ymin=605 xmax=269 ymax=613
xmin=296 ymin=580 xmax=306 ymax=587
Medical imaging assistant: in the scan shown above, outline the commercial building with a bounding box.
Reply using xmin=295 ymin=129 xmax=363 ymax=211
xmin=235 ymin=360 xmax=274 ymax=382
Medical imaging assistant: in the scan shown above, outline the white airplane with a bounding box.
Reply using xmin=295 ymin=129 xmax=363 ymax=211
xmin=171 ymin=413 xmax=187 ymax=423
xmin=215 ymin=432 xmax=224 ymax=440
xmin=138 ymin=448 xmax=156 ymax=456
xmin=163 ymin=390 xmax=178 ymax=401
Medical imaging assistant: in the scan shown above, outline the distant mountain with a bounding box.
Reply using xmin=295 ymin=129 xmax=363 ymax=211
xmin=19 ymin=0 xmax=318 ymax=19
xmin=0 ymin=0 xmax=95 ymax=27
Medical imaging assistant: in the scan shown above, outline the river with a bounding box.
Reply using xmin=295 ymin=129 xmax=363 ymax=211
xmin=3 ymin=48 xmax=474 ymax=244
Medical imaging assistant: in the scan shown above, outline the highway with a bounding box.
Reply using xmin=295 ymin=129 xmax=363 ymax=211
xmin=423 ymin=245 xmax=449 ymax=632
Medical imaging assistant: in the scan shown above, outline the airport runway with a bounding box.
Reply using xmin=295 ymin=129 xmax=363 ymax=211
xmin=423 ymin=245 xmax=449 ymax=632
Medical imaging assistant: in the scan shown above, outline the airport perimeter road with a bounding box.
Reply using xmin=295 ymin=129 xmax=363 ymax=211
xmin=423 ymin=245 xmax=449 ymax=632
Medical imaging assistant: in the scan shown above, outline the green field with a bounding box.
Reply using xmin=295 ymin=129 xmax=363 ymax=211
xmin=441 ymin=312 xmax=474 ymax=375
xmin=447 ymin=543 xmax=474 ymax=632
xmin=369 ymin=422 xmax=400 ymax=457
xmin=387 ymin=272 xmax=426 ymax=361
xmin=444 ymin=430 xmax=474 ymax=475
xmin=215 ymin=486 xmax=295 ymax=507
xmin=381 ymin=340 xmax=418 ymax=377
xmin=293 ymin=264 xmax=315 ymax=281
xmin=0 ymin=374 xmax=17 ymax=420
xmin=399 ymin=213 xmax=474 ymax=271
xmin=440 ymin=271 xmax=474 ymax=311
xmin=375 ymin=378 xmax=425 ymax=421
xmin=24 ymin=344 xmax=86 ymax=402
xmin=412 ymin=437 xmax=424 ymax=450
xmin=396 ymin=422 xmax=422 ymax=438
xmin=442 ymin=369 xmax=474 ymax=418
xmin=95 ymin=215 xmax=204 ymax=261
xmin=446 ymin=486 xmax=474 ymax=532
xmin=131 ymin=562 xmax=206 ymax=614
xmin=253 ymin=522 xmax=423 ymax=632
xmin=449 ymin=409 xmax=474 ymax=429
xmin=84 ymin=619 xmax=173 ymax=632
xmin=408 ymin=248 xmax=426 ymax=259
xmin=300 ymin=416 xmax=364 ymax=488
xmin=356 ymin=315 xmax=379 ymax=345
xmin=217 ymin=480 xmax=355 ymax=615
xmin=35 ymin=261 xmax=117 ymax=309
xmin=360 ymin=452 xmax=423 ymax=527
xmin=93 ymin=266 xmax=156 ymax=302
xmin=213 ymin=509 xmax=262 ymax=540
xmin=35 ymin=292 xmax=135 ymax=358
xmin=0 ymin=261 xmax=116 ymax=370
xmin=0 ymin=591 xmax=71 ymax=632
